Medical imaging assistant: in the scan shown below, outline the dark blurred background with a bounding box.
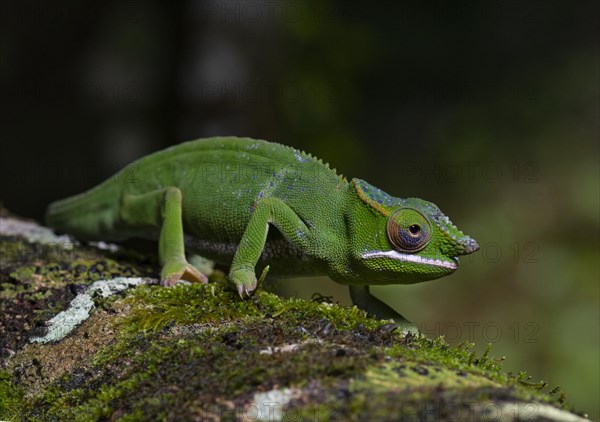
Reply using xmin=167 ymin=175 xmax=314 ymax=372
xmin=1 ymin=0 xmax=598 ymax=417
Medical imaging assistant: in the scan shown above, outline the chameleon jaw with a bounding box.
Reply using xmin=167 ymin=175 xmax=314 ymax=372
xmin=361 ymin=250 xmax=459 ymax=270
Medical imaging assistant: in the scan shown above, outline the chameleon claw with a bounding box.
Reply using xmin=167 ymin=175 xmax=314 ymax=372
xmin=237 ymin=284 xmax=245 ymax=299
xmin=245 ymin=283 xmax=257 ymax=298
xmin=237 ymin=284 xmax=255 ymax=299
xmin=230 ymin=268 xmax=257 ymax=300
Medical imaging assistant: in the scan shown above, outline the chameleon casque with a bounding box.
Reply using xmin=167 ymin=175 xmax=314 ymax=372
xmin=46 ymin=137 xmax=479 ymax=329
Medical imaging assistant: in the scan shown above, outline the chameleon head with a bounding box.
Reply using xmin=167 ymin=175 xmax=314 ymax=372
xmin=346 ymin=179 xmax=479 ymax=285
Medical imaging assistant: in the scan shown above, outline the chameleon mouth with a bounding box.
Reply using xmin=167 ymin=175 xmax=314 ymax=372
xmin=361 ymin=250 xmax=459 ymax=270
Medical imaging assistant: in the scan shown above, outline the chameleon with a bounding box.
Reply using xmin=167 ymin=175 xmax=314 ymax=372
xmin=45 ymin=136 xmax=479 ymax=329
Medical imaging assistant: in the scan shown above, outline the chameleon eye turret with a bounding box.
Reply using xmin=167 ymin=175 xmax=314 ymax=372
xmin=387 ymin=209 xmax=431 ymax=253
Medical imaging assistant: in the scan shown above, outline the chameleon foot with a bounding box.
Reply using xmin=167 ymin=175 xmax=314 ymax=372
xmin=160 ymin=260 xmax=209 ymax=287
xmin=230 ymin=266 xmax=270 ymax=299
xmin=391 ymin=321 xmax=420 ymax=336
xmin=229 ymin=268 xmax=258 ymax=299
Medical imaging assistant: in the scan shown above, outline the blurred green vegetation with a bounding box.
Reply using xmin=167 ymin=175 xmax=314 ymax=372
xmin=1 ymin=0 xmax=597 ymax=418
xmin=272 ymin=3 xmax=600 ymax=418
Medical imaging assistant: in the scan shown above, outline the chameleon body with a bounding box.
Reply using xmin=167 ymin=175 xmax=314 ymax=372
xmin=46 ymin=137 xmax=479 ymax=328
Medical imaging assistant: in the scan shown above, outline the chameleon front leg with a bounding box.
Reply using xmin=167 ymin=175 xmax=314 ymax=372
xmin=230 ymin=197 xmax=310 ymax=298
xmin=120 ymin=187 xmax=208 ymax=286
xmin=348 ymin=285 xmax=418 ymax=334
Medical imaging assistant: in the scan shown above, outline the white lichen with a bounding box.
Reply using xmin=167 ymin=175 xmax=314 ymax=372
xmin=30 ymin=277 xmax=152 ymax=344
xmin=88 ymin=240 xmax=120 ymax=252
xmin=259 ymin=343 xmax=301 ymax=355
xmin=245 ymin=388 xmax=302 ymax=422
xmin=259 ymin=339 xmax=322 ymax=355
xmin=0 ymin=216 xmax=74 ymax=248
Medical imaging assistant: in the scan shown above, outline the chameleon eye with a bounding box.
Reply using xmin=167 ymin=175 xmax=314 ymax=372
xmin=387 ymin=209 xmax=431 ymax=253
xmin=408 ymin=224 xmax=421 ymax=236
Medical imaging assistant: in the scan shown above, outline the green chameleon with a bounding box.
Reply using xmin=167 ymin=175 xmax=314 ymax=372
xmin=46 ymin=137 xmax=479 ymax=329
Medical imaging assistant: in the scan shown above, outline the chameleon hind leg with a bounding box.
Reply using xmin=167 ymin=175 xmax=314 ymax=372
xmin=230 ymin=197 xmax=310 ymax=298
xmin=120 ymin=187 xmax=208 ymax=286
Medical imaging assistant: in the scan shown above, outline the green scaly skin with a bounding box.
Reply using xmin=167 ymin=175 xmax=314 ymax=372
xmin=45 ymin=137 xmax=479 ymax=331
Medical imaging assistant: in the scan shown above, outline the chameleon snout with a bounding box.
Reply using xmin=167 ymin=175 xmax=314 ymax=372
xmin=456 ymin=236 xmax=480 ymax=255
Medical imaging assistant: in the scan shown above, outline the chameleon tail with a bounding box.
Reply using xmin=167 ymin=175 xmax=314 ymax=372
xmin=45 ymin=182 xmax=122 ymax=241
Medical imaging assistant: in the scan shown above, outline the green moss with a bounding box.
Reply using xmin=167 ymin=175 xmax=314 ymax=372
xmin=286 ymin=403 xmax=332 ymax=422
xmin=387 ymin=337 xmax=561 ymax=406
xmin=1 ymin=236 xmax=156 ymax=281
xmin=8 ymin=258 xmax=151 ymax=285
xmin=1 ymin=234 xmax=159 ymax=370
xmin=12 ymin=281 xmax=396 ymax=420
xmin=6 ymin=281 xmax=563 ymax=421
xmin=40 ymin=327 xmax=366 ymax=420
xmin=124 ymin=282 xmax=384 ymax=334
xmin=48 ymin=372 xmax=153 ymax=421
xmin=0 ymin=371 xmax=24 ymax=420
xmin=353 ymin=361 xmax=499 ymax=393
xmin=1 ymin=233 xmax=569 ymax=421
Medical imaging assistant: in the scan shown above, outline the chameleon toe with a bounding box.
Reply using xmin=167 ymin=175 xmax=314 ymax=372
xmin=160 ymin=273 xmax=182 ymax=287
xmin=161 ymin=260 xmax=209 ymax=286
xmin=180 ymin=264 xmax=209 ymax=284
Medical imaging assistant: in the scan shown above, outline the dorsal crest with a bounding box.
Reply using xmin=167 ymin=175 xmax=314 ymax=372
xmin=286 ymin=145 xmax=347 ymax=183
xmin=352 ymin=178 xmax=401 ymax=216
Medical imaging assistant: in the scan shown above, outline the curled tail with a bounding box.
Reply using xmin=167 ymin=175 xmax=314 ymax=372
xmin=45 ymin=183 xmax=122 ymax=241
